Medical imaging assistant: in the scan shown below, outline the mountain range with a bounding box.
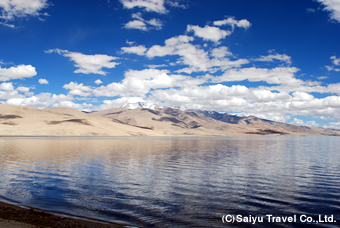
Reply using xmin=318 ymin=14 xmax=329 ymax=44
xmin=0 ymin=103 xmax=339 ymax=137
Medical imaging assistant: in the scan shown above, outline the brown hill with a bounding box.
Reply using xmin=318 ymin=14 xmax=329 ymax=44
xmin=0 ymin=103 xmax=339 ymax=136
xmin=0 ymin=104 xmax=160 ymax=136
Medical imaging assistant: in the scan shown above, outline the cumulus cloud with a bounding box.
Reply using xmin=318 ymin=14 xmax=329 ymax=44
xmin=210 ymin=46 xmax=233 ymax=58
xmin=16 ymin=86 xmax=30 ymax=93
xmin=0 ymin=82 xmax=14 ymax=90
xmin=0 ymin=0 xmax=49 ymax=22
xmin=63 ymin=82 xmax=92 ymax=97
xmin=120 ymin=0 xmax=168 ymax=14
xmin=144 ymin=35 xmax=248 ymax=73
xmin=325 ymin=55 xmax=340 ymax=71
xmin=46 ymin=49 xmax=120 ymax=75
xmin=165 ymin=0 xmax=186 ymax=9
xmin=0 ymin=82 xmax=33 ymax=100
xmin=317 ymin=0 xmax=340 ymax=23
xmin=121 ymin=45 xmax=147 ymax=55
xmin=182 ymin=17 xmax=251 ymax=43
xmin=255 ymin=53 xmax=292 ymax=65
xmin=330 ymin=55 xmax=340 ymax=65
xmin=5 ymin=92 xmax=92 ymax=110
xmin=290 ymin=118 xmax=320 ymax=127
xmin=213 ymin=17 xmax=251 ymax=29
xmin=149 ymin=85 xmax=250 ymax=110
xmin=124 ymin=13 xmax=163 ymax=31
xmin=38 ymin=78 xmax=48 ymax=84
xmin=291 ymin=91 xmax=315 ymax=101
xmin=147 ymin=18 xmax=163 ymax=29
xmin=6 ymin=92 xmax=67 ymax=109
xmin=93 ymin=69 xmax=172 ymax=97
xmin=0 ymin=64 xmax=37 ymax=81
xmin=94 ymin=79 xmax=103 ymax=85
xmin=186 ymin=25 xmax=232 ymax=42
xmin=251 ymin=89 xmax=291 ymax=102
xmin=91 ymin=68 xmax=210 ymax=98
xmin=212 ymin=67 xmax=301 ymax=85
xmin=124 ymin=20 xmax=148 ymax=30
xmin=327 ymin=121 xmax=340 ymax=129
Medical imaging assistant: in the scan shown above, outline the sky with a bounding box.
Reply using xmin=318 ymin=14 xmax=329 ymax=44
xmin=0 ymin=0 xmax=340 ymax=129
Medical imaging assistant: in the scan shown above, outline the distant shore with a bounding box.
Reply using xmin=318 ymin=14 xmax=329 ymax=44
xmin=0 ymin=201 xmax=124 ymax=228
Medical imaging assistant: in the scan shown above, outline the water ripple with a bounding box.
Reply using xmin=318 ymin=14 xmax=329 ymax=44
xmin=0 ymin=137 xmax=339 ymax=227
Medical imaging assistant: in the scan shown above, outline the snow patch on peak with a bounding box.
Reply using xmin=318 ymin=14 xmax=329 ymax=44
xmin=170 ymin=105 xmax=188 ymax=111
xmin=122 ymin=102 xmax=161 ymax=110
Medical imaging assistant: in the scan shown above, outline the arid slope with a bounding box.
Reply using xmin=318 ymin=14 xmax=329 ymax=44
xmin=0 ymin=104 xmax=339 ymax=136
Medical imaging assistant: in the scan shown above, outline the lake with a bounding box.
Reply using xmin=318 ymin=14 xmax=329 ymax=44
xmin=0 ymin=136 xmax=339 ymax=227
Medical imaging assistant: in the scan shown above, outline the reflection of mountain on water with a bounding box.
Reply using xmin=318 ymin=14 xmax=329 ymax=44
xmin=0 ymin=137 xmax=339 ymax=227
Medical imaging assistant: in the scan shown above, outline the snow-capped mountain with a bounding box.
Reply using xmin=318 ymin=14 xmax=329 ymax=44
xmin=121 ymin=102 xmax=162 ymax=110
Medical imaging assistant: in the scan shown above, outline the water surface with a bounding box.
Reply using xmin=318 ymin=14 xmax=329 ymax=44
xmin=0 ymin=136 xmax=339 ymax=227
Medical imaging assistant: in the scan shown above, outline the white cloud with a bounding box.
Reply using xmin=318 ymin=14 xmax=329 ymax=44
xmin=92 ymin=68 xmax=210 ymax=98
xmin=255 ymin=53 xmax=292 ymax=65
xmin=121 ymin=45 xmax=147 ymax=55
xmin=290 ymin=118 xmax=305 ymax=126
xmin=38 ymin=78 xmax=48 ymax=84
xmin=0 ymin=64 xmax=37 ymax=81
xmin=325 ymin=65 xmax=340 ymax=71
xmin=93 ymin=69 xmax=173 ymax=97
xmin=6 ymin=93 xmax=54 ymax=109
xmin=53 ymin=101 xmax=93 ymax=111
xmin=5 ymin=92 xmax=78 ymax=109
xmin=213 ymin=67 xmax=301 ymax=85
xmin=124 ymin=20 xmax=148 ymax=31
xmin=46 ymin=49 xmax=120 ymax=75
xmin=0 ymin=21 xmax=15 ymax=27
xmin=0 ymin=82 xmax=14 ymax=90
xmin=325 ymin=56 xmax=340 ymax=71
xmin=145 ymin=35 xmax=248 ymax=73
xmin=317 ymin=0 xmax=340 ymax=23
xmin=326 ymin=83 xmax=340 ymax=94
xmin=251 ymin=89 xmax=291 ymax=102
xmin=63 ymin=82 xmax=92 ymax=97
xmin=0 ymin=82 xmax=31 ymax=100
xmin=165 ymin=0 xmax=186 ymax=9
xmin=16 ymin=86 xmax=30 ymax=93
xmin=327 ymin=121 xmax=340 ymax=129
xmin=120 ymin=0 xmax=167 ymax=14
xmin=94 ymin=79 xmax=103 ymax=85
xmin=147 ymin=18 xmax=163 ymax=30
xmin=213 ymin=17 xmax=251 ymax=29
xmin=307 ymin=8 xmax=316 ymax=13
xmin=289 ymin=118 xmax=319 ymax=127
xmin=146 ymin=35 xmax=211 ymax=72
xmin=186 ymin=25 xmax=231 ymax=42
xmin=98 ymin=97 xmax=145 ymax=110
xmin=0 ymin=0 xmax=49 ymax=21
xmin=210 ymin=46 xmax=233 ymax=59
xmin=124 ymin=13 xmax=163 ymax=31
xmin=292 ymin=91 xmax=315 ymax=101
xmin=149 ymin=85 xmax=250 ymax=110
xmin=330 ymin=55 xmax=340 ymax=65
xmin=146 ymin=35 xmax=193 ymax=57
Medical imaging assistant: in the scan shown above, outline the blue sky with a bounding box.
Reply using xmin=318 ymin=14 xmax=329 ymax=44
xmin=1 ymin=0 xmax=340 ymax=129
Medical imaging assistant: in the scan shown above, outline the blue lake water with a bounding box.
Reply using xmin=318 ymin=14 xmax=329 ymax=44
xmin=0 ymin=136 xmax=339 ymax=227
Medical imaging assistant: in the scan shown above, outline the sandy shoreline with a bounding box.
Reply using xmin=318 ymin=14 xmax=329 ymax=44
xmin=0 ymin=201 xmax=124 ymax=228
